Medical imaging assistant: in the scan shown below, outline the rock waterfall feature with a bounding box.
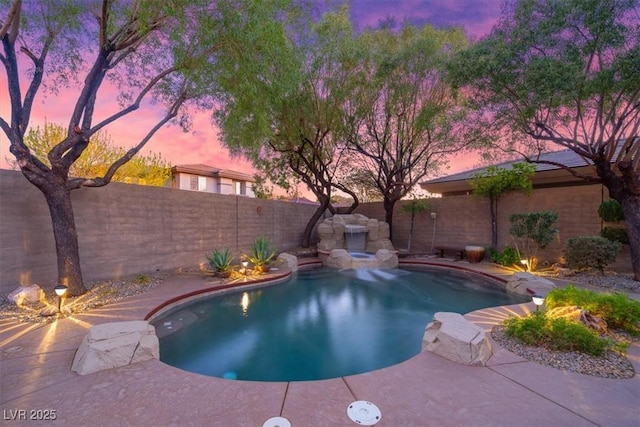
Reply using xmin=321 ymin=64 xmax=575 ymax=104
xmin=317 ymin=214 xmax=397 ymax=268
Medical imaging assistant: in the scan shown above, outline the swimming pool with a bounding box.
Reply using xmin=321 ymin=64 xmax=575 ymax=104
xmin=153 ymin=267 xmax=528 ymax=382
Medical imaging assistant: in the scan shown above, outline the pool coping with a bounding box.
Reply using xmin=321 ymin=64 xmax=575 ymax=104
xmin=1 ymin=258 xmax=638 ymax=426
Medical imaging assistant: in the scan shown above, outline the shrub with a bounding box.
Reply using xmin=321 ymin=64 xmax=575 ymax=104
xmin=600 ymin=226 xmax=629 ymax=244
xmin=133 ymin=274 xmax=150 ymax=285
xmin=509 ymin=211 xmax=558 ymax=270
xmin=598 ymin=200 xmax=625 ymax=222
xmin=563 ymin=235 xmax=622 ymax=273
xmin=490 ymin=246 xmax=521 ymax=266
xmin=545 ymin=285 xmax=640 ymax=335
xmin=504 ymin=314 xmax=609 ymax=356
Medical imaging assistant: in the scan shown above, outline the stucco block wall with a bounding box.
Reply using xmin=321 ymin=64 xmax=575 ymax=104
xmin=0 ymin=170 xmax=317 ymax=291
xmin=1 ymin=169 xmax=631 ymax=292
xmin=356 ymin=183 xmax=630 ymax=269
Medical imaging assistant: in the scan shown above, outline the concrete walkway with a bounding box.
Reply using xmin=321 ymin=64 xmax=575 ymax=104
xmin=1 ymin=260 xmax=638 ymax=426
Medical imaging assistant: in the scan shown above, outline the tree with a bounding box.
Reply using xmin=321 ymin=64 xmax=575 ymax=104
xmin=448 ymin=0 xmax=640 ymax=280
xmin=338 ymin=167 xmax=383 ymax=203
xmin=469 ymin=162 xmax=536 ymax=248
xmin=1 ymin=0 xmax=293 ymax=295
xmin=9 ymin=122 xmax=171 ymax=186
xmin=345 ymin=22 xmax=475 ymax=238
xmin=215 ymin=5 xmax=361 ymax=247
xmin=401 ymin=198 xmax=430 ymax=253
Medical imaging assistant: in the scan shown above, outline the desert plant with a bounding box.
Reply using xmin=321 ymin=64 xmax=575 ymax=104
xmin=469 ymin=163 xmax=536 ymax=248
xmin=247 ymin=237 xmax=277 ymax=268
xmin=600 ymin=226 xmax=629 ymax=244
xmin=545 ymin=285 xmax=640 ymax=335
xmin=563 ymin=236 xmax=622 ymax=273
xmin=489 ymin=246 xmax=521 ymax=267
xmin=206 ymin=248 xmax=234 ymax=272
xmin=401 ymin=198 xmax=430 ymax=253
xmin=598 ymin=200 xmax=625 ymax=222
xmin=509 ymin=211 xmax=558 ymax=271
xmin=133 ymin=274 xmax=150 ymax=285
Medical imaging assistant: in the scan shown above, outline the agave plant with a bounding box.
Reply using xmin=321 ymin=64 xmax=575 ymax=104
xmin=206 ymin=248 xmax=234 ymax=273
xmin=247 ymin=237 xmax=277 ymax=270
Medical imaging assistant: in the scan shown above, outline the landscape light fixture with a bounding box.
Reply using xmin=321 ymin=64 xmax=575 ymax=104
xmin=532 ymin=294 xmax=545 ymax=313
xmin=242 ymin=260 xmax=249 ymax=279
xmin=54 ymin=284 xmax=68 ymax=313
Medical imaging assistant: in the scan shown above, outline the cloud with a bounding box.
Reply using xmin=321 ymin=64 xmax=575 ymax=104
xmin=350 ymin=0 xmax=501 ymax=37
xmin=2 ymin=1 xmax=503 ymax=179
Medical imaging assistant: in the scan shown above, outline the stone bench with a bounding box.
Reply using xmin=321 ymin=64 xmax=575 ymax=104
xmin=422 ymin=312 xmax=492 ymax=366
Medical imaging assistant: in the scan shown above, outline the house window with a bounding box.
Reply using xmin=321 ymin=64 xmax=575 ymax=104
xmin=235 ymin=181 xmax=243 ymax=195
xmin=190 ymin=175 xmax=207 ymax=191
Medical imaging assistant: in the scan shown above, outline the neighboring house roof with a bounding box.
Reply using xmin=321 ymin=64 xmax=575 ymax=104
xmin=171 ymin=164 xmax=255 ymax=182
xmin=284 ymin=197 xmax=319 ymax=205
xmin=420 ymin=147 xmax=601 ymax=196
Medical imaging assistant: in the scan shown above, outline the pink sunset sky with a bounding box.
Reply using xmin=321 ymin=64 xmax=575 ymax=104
xmin=0 ymin=0 xmax=504 ymax=189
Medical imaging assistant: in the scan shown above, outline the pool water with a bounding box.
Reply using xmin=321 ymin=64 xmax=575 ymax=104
xmin=154 ymin=267 xmax=528 ymax=382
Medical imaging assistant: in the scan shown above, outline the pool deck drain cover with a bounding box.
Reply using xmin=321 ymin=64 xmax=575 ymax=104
xmin=262 ymin=416 xmax=291 ymax=427
xmin=347 ymin=401 xmax=381 ymax=425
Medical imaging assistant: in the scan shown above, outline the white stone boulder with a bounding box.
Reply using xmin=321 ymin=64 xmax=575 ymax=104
xmin=324 ymin=249 xmax=353 ymax=269
xmin=8 ymin=284 xmax=44 ymax=305
xmin=422 ymin=312 xmax=492 ymax=366
xmin=277 ymin=253 xmax=298 ymax=272
xmin=71 ymin=321 xmax=159 ymax=375
xmin=375 ymin=249 xmax=399 ymax=268
xmin=506 ymin=272 xmax=556 ymax=296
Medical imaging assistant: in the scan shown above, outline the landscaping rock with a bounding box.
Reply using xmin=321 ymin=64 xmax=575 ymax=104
xmin=506 ymin=272 xmax=556 ymax=296
xmin=422 ymin=312 xmax=492 ymax=366
xmin=277 ymin=253 xmax=298 ymax=272
xmin=317 ymin=214 xmax=394 ymax=252
xmin=71 ymin=321 xmax=159 ymax=375
xmin=375 ymin=249 xmax=399 ymax=268
xmin=8 ymin=284 xmax=44 ymax=305
xmin=324 ymin=249 xmax=352 ymax=269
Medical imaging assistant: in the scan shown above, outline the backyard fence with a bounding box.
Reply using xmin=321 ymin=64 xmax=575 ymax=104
xmin=0 ymin=169 xmax=630 ymax=292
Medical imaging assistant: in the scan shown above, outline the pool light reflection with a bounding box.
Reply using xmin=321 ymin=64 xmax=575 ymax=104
xmin=240 ymin=292 xmax=250 ymax=315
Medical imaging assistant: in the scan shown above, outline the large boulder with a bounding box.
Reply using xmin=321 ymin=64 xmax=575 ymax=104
xmin=506 ymin=272 xmax=556 ymax=296
xmin=71 ymin=321 xmax=159 ymax=375
xmin=375 ymin=249 xmax=399 ymax=268
xmin=422 ymin=312 xmax=492 ymax=366
xmin=324 ymin=249 xmax=353 ymax=269
xmin=277 ymin=253 xmax=298 ymax=272
xmin=8 ymin=284 xmax=44 ymax=306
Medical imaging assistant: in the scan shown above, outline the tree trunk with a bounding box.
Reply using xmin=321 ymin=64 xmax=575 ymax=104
xmin=301 ymin=196 xmax=331 ymax=248
xmin=42 ymin=181 xmax=87 ymax=296
xmin=595 ymin=158 xmax=640 ymax=281
xmin=490 ymin=195 xmax=498 ymax=248
xmin=407 ymin=211 xmax=415 ymax=253
xmin=616 ymin=195 xmax=640 ymax=281
xmin=383 ymin=197 xmax=395 ymax=241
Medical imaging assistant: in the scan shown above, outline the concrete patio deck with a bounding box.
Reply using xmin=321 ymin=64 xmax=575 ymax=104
xmin=1 ymin=259 xmax=638 ymax=426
